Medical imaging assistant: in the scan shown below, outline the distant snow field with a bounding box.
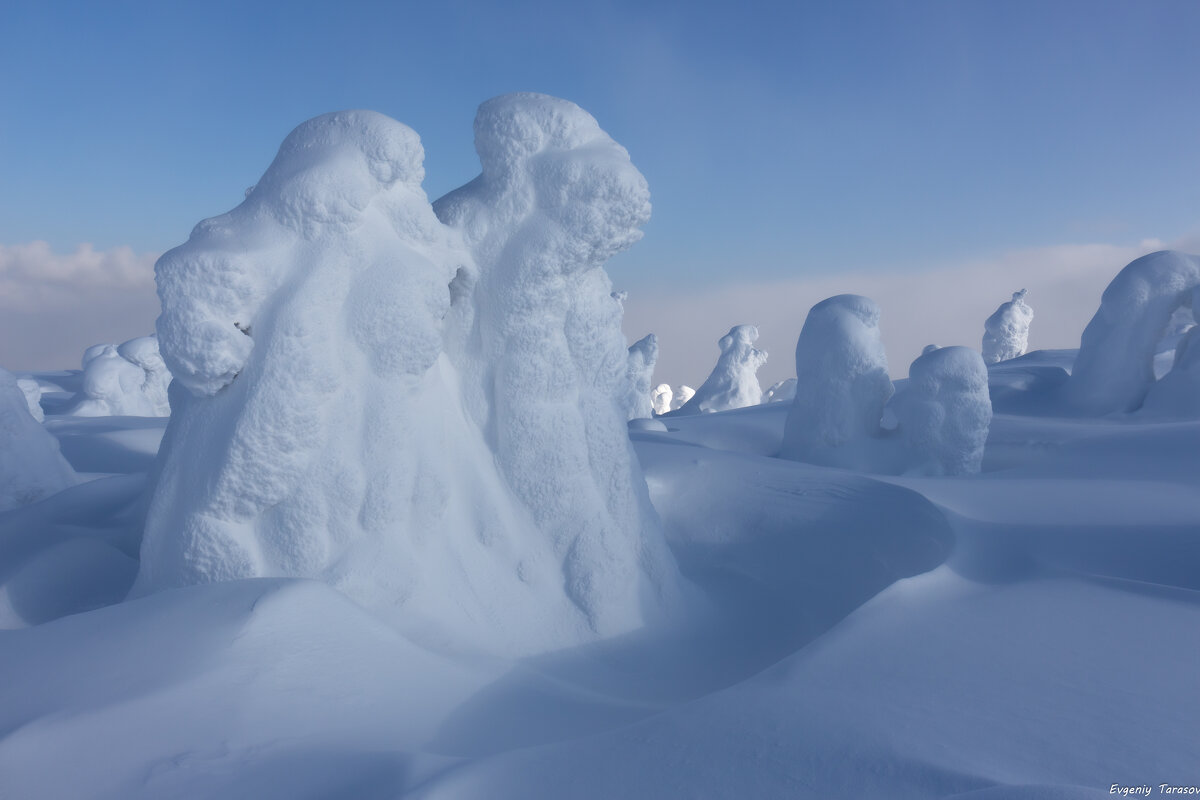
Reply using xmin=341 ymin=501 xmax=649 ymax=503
xmin=2 ymin=95 xmax=1198 ymax=799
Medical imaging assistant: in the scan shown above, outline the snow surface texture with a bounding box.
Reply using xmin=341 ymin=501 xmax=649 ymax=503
xmin=138 ymin=97 xmax=681 ymax=656
xmin=1065 ymin=250 xmax=1200 ymax=414
xmin=622 ymin=333 xmax=657 ymax=420
xmin=16 ymin=377 xmax=43 ymax=422
xmin=781 ymin=295 xmax=893 ymax=468
xmin=651 ymin=383 xmax=672 ymax=415
xmin=671 ymin=325 xmax=767 ymax=415
xmin=65 ymin=335 xmax=171 ymax=417
xmin=893 ymin=346 xmax=991 ymax=475
xmin=982 ymin=289 xmax=1033 ymax=364
xmin=0 ymin=368 xmax=74 ymax=511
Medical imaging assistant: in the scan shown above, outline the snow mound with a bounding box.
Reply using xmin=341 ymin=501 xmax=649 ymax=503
xmin=781 ymin=295 xmax=893 ymax=467
xmin=137 ymin=98 xmax=681 ymax=655
xmin=16 ymin=377 xmax=43 ymax=422
xmin=0 ymin=368 xmax=75 ymax=511
xmin=670 ymin=385 xmax=694 ymax=411
xmin=893 ymin=345 xmax=991 ymax=475
xmin=66 ymin=335 xmax=171 ymax=417
xmin=982 ymin=289 xmax=1033 ymax=364
xmin=672 ymin=325 xmax=767 ymax=415
xmin=762 ymin=377 xmax=797 ymax=404
xmin=651 ymin=383 xmax=672 ymax=416
xmin=1065 ymin=250 xmax=1200 ymax=414
xmin=622 ymin=334 xmax=657 ymax=420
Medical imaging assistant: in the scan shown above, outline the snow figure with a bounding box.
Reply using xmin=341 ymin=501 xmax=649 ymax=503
xmin=762 ymin=377 xmax=797 ymax=404
xmin=0 ymin=368 xmax=75 ymax=511
xmin=672 ymin=325 xmax=767 ymax=415
xmin=893 ymin=346 xmax=991 ymax=475
xmin=16 ymin=377 xmax=43 ymax=422
xmin=623 ymin=333 xmax=658 ymax=420
xmin=435 ymin=94 xmax=681 ymax=638
xmin=982 ymin=289 xmax=1033 ymax=364
xmin=651 ymin=383 xmax=673 ymax=416
xmin=1141 ymin=324 xmax=1200 ymax=416
xmin=780 ymin=295 xmax=893 ymax=468
xmin=66 ymin=335 xmax=172 ymax=417
xmin=670 ymin=385 xmax=695 ymax=411
xmin=137 ymin=98 xmax=680 ymax=655
xmin=1065 ymin=251 xmax=1200 ymax=414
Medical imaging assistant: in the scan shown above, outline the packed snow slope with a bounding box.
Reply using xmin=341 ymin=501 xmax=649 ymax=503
xmin=1 ymin=100 xmax=1199 ymax=797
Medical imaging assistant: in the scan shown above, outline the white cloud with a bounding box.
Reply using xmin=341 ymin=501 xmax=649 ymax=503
xmin=623 ymin=239 xmax=1175 ymax=387
xmin=0 ymin=242 xmax=161 ymax=371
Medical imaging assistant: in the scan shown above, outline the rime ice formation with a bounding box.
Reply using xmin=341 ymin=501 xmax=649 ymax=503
xmin=623 ymin=334 xmax=658 ymax=420
xmin=1065 ymin=251 xmax=1200 ymax=414
xmin=137 ymin=98 xmax=681 ymax=655
xmin=0 ymin=368 xmax=75 ymax=511
xmin=672 ymin=325 xmax=767 ymax=415
xmin=781 ymin=295 xmax=893 ymax=468
xmin=670 ymin=385 xmax=695 ymax=411
xmin=893 ymin=346 xmax=991 ymax=475
xmin=651 ymin=383 xmax=673 ymax=416
xmin=762 ymin=378 xmax=797 ymax=404
xmin=982 ymin=289 xmax=1033 ymax=364
xmin=16 ymin=377 xmax=43 ymax=422
xmin=1142 ymin=325 xmax=1200 ymax=417
xmin=67 ymin=335 xmax=172 ymax=417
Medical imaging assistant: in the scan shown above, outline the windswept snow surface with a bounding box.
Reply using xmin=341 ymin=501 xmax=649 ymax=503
xmin=671 ymin=324 xmax=767 ymax=414
xmin=982 ymin=288 xmax=1033 ymax=364
xmin=137 ymin=97 xmax=681 ymax=656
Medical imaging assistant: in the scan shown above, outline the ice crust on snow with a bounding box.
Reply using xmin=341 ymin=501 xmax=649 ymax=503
xmin=622 ymin=334 xmax=657 ymax=420
xmin=0 ymin=368 xmax=75 ymax=511
xmin=893 ymin=346 xmax=991 ymax=475
xmin=1066 ymin=250 xmax=1200 ymax=414
xmin=651 ymin=383 xmax=672 ymax=416
xmin=671 ymin=325 xmax=767 ymax=415
xmin=66 ymin=335 xmax=171 ymax=417
xmin=982 ymin=289 xmax=1033 ymax=364
xmin=781 ymin=295 xmax=893 ymax=467
xmin=137 ymin=97 xmax=681 ymax=655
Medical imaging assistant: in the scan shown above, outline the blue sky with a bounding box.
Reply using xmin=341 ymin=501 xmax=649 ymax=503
xmin=2 ymin=0 xmax=1200 ymax=376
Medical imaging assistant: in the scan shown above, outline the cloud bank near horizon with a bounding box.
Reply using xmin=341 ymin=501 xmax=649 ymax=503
xmin=0 ymin=242 xmax=161 ymax=371
xmin=623 ymin=238 xmax=1196 ymax=389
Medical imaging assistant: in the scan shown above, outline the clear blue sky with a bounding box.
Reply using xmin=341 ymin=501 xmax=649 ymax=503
xmin=3 ymin=0 xmax=1200 ymax=293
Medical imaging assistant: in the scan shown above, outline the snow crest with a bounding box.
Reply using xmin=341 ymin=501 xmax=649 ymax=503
xmin=982 ymin=289 xmax=1033 ymax=364
xmin=136 ymin=98 xmax=681 ymax=655
xmin=672 ymin=325 xmax=767 ymax=414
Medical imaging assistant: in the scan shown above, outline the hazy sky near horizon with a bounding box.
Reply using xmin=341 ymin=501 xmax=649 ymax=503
xmin=2 ymin=0 xmax=1199 ymax=376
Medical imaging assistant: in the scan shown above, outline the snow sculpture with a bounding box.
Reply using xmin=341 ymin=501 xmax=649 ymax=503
xmin=137 ymin=97 xmax=681 ymax=655
xmin=670 ymin=385 xmax=695 ymax=410
xmin=762 ymin=378 xmax=797 ymax=404
xmin=672 ymin=325 xmax=767 ymax=414
xmin=781 ymin=295 xmax=893 ymax=467
xmin=893 ymin=346 xmax=991 ymax=475
xmin=67 ymin=335 xmax=171 ymax=417
xmin=981 ymin=289 xmax=1033 ymax=364
xmin=0 ymin=368 xmax=75 ymax=511
xmin=17 ymin=377 xmax=43 ymax=422
xmin=623 ymin=334 xmax=658 ymax=420
xmin=651 ymin=383 xmax=673 ymax=416
xmin=1065 ymin=251 xmax=1200 ymax=414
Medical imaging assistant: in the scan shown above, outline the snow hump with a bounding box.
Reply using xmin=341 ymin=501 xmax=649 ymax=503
xmin=672 ymin=325 xmax=767 ymax=415
xmin=1065 ymin=251 xmax=1200 ymax=414
xmin=137 ymin=98 xmax=682 ymax=656
xmin=982 ymin=289 xmax=1033 ymax=365
xmin=781 ymin=295 xmax=893 ymax=467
